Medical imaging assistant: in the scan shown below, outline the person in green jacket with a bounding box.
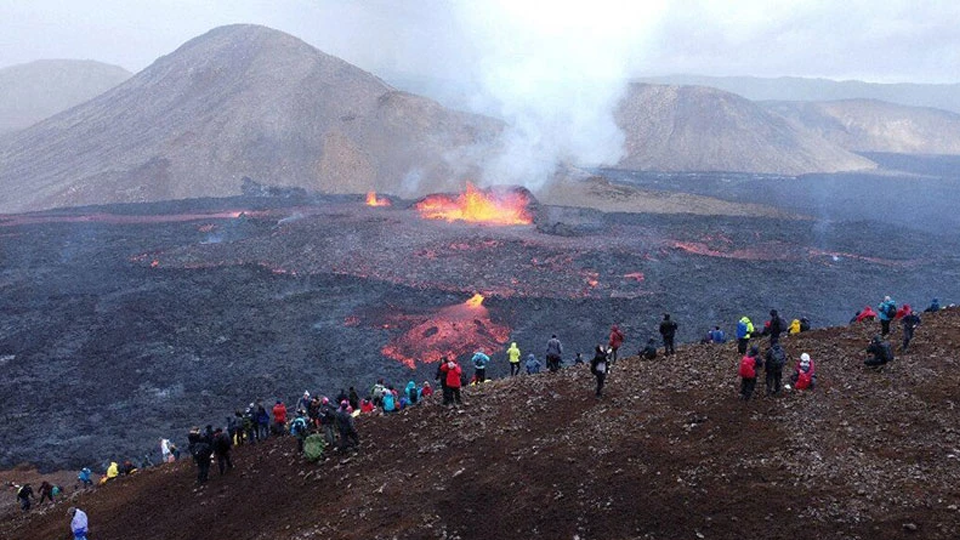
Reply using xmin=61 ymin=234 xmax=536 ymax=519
xmin=506 ymin=342 xmax=521 ymax=376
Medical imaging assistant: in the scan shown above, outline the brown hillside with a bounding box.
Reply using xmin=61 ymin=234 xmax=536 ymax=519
xmin=616 ymin=84 xmax=876 ymax=175
xmin=0 ymin=25 xmax=502 ymax=213
xmin=4 ymin=310 xmax=960 ymax=540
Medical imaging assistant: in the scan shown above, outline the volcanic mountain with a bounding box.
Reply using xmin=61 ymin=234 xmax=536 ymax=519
xmin=4 ymin=310 xmax=960 ymax=539
xmin=614 ymin=83 xmax=876 ymax=175
xmin=0 ymin=60 xmax=131 ymax=135
xmin=0 ymin=25 xmax=502 ymax=213
xmin=764 ymin=99 xmax=960 ymax=155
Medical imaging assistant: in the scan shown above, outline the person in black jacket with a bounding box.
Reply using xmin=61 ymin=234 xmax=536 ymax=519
xmin=765 ymin=309 xmax=787 ymax=345
xmin=640 ymin=338 xmax=658 ymax=360
xmin=336 ymin=402 xmax=360 ymax=452
xmin=865 ymin=335 xmax=894 ymax=367
xmin=589 ymin=345 xmax=609 ymax=398
xmin=188 ymin=428 xmax=213 ymax=485
xmin=764 ymin=343 xmax=787 ymax=396
xmin=212 ymin=428 xmax=233 ymax=475
xmin=901 ymin=311 xmax=921 ymax=352
xmin=659 ymin=314 xmax=678 ymax=355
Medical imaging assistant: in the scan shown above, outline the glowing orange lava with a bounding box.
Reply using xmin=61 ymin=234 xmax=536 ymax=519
xmin=464 ymin=293 xmax=484 ymax=308
xmin=415 ymin=183 xmax=532 ymax=225
xmin=366 ymin=191 xmax=392 ymax=207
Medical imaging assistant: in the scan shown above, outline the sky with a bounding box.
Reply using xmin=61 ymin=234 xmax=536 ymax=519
xmin=2 ymin=0 xmax=959 ymax=188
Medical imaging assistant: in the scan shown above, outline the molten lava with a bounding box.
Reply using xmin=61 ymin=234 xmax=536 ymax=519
xmin=381 ymin=293 xmax=510 ymax=368
xmin=415 ymin=183 xmax=532 ymax=226
xmin=366 ymin=191 xmax=392 ymax=207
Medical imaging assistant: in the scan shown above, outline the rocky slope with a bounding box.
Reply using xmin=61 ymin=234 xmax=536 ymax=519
xmin=3 ymin=309 xmax=960 ymax=540
xmin=615 ymin=84 xmax=876 ymax=175
xmin=0 ymin=60 xmax=131 ymax=135
xmin=0 ymin=25 xmax=502 ymax=213
xmin=765 ymin=99 xmax=960 ymax=155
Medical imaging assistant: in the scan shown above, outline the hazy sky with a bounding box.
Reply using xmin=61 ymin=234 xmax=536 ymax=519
xmin=2 ymin=0 xmax=958 ymax=84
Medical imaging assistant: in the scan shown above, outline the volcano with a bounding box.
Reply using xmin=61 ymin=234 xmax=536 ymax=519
xmin=0 ymin=25 xmax=502 ymax=213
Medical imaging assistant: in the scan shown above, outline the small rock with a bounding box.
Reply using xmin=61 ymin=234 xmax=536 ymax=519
xmin=903 ymin=523 xmax=918 ymax=532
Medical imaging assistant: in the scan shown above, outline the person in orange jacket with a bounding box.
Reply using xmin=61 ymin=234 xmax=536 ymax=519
xmin=272 ymin=400 xmax=288 ymax=436
xmin=608 ymin=324 xmax=625 ymax=363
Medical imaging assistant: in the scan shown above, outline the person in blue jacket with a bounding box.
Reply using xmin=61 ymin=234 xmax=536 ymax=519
xmin=525 ymin=353 xmax=541 ymax=374
xmin=878 ymin=296 xmax=897 ymax=336
xmin=382 ymin=389 xmax=397 ymax=413
xmin=405 ymin=381 xmax=419 ymax=406
xmin=471 ymin=349 xmax=490 ymax=383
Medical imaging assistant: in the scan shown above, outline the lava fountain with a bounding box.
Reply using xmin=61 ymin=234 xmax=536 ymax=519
xmin=415 ymin=183 xmax=532 ymax=225
xmin=381 ymin=293 xmax=511 ymax=368
xmin=366 ymin=191 xmax=392 ymax=207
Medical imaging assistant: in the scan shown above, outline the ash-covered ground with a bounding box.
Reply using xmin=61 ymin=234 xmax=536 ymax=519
xmin=1 ymin=177 xmax=958 ymax=471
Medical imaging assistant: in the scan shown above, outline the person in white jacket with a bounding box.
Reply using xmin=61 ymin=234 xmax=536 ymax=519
xmin=68 ymin=507 xmax=88 ymax=540
xmin=160 ymin=438 xmax=174 ymax=463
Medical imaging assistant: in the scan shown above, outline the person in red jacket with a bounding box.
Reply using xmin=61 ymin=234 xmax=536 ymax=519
xmin=272 ymin=400 xmax=288 ymax=436
xmin=855 ymin=306 xmax=878 ymax=323
xmin=895 ymin=303 xmax=911 ymax=320
xmin=421 ymin=381 xmax=433 ymax=398
xmin=790 ymin=353 xmax=816 ymax=390
xmin=738 ymin=346 xmax=762 ymax=401
xmin=608 ymin=324 xmax=625 ymax=364
xmin=439 ymin=357 xmax=463 ymax=406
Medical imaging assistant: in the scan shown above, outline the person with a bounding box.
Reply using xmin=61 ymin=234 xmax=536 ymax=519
xmin=226 ymin=413 xmax=241 ymax=445
xmin=336 ymin=401 xmax=360 ymax=452
xmin=421 ymin=381 xmax=433 ymax=398
xmin=878 ymin=296 xmax=897 ymax=336
xmin=296 ymin=391 xmax=312 ymax=413
xmin=854 ymin=306 xmax=877 ymax=323
xmin=790 ymin=353 xmax=816 ymax=391
xmin=895 ymin=303 xmax=912 ymax=320
xmin=764 ymin=309 xmax=786 ymax=345
xmin=370 ymin=379 xmax=387 ymax=407
xmin=640 ymin=338 xmax=658 ymax=360
xmin=319 ymin=398 xmax=338 ymax=446
xmin=799 ymin=317 xmax=811 ymax=332
xmin=764 ymin=343 xmax=787 ymax=396
xmin=256 ymin=401 xmax=270 ymax=440
xmin=546 ymin=335 xmax=563 ymax=372
xmin=440 ymin=357 xmax=464 ymax=405
xmin=609 ymin=324 xmax=625 ymax=363
xmin=382 ymin=388 xmax=397 ymax=412
xmin=348 ymin=387 xmax=361 ymax=410
xmin=590 ymin=345 xmax=609 ymax=398
xmin=68 ymin=507 xmax=89 ymax=540
xmin=188 ymin=428 xmax=213 ymax=485
xmin=506 ymin=342 xmax=522 ymax=376
xmin=525 ymin=353 xmax=541 ymax=374
xmin=924 ymin=298 xmax=941 ymax=313
xmin=119 ymin=460 xmax=136 ymax=476
xmin=212 ymin=427 xmax=233 ymax=475
xmin=788 ymin=319 xmax=801 ymax=335
xmin=659 ymin=314 xmax=678 ymax=355
xmin=106 ymin=461 xmax=119 ymax=480
xmin=405 ymin=380 xmax=419 ymax=406
xmin=574 ymin=352 xmax=585 ymax=365
xmin=16 ymin=483 xmax=34 ymax=511
xmin=244 ymin=403 xmax=258 ymax=443
xmin=736 ymin=316 xmax=754 ymax=355
xmin=38 ymin=481 xmax=55 ymax=504
xmin=471 ymin=349 xmax=490 ymax=383
xmin=739 ymin=346 xmax=762 ymax=401
xmin=77 ymin=467 xmax=93 ymax=487
xmin=708 ymin=326 xmax=726 ymax=344
xmin=289 ymin=411 xmax=310 ymax=453
xmin=272 ymin=400 xmax=288 ymax=436
xmin=901 ymin=310 xmax=921 ymax=352
xmin=360 ymin=398 xmax=375 ymax=413
xmin=865 ymin=335 xmax=894 ymax=367
xmin=160 ymin=438 xmax=174 ymax=463
xmin=336 ymin=388 xmax=349 ymax=406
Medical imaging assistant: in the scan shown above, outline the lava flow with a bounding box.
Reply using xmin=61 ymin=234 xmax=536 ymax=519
xmin=381 ymin=293 xmax=511 ymax=368
xmin=366 ymin=191 xmax=392 ymax=207
xmin=415 ymin=183 xmax=532 ymax=225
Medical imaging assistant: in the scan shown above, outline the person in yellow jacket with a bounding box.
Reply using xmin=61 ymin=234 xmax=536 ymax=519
xmin=506 ymin=342 xmax=521 ymax=377
xmin=788 ymin=319 xmax=801 ymax=335
xmin=736 ymin=316 xmax=754 ymax=355
xmin=105 ymin=461 xmax=119 ymax=481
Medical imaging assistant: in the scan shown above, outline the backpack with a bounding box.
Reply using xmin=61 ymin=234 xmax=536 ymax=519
xmin=290 ymin=417 xmax=307 ymax=437
xmin=770 ymin=347 xmax=787 ymax=368
xmin=739 ymin=356 xmax=757 ymax=378
xmin=408 ymin=387 xmax=419 ymax=405
xmin=303 ymin=434 xmax=326 ymax=462
xmin=884 ymin=303 xmax=897 ymax=318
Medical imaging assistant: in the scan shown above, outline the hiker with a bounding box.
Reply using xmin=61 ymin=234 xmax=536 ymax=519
xmin=106 ymin=461 xmax=119 ymax=480
xmin=525 ymin=353 xmax=541 ymax=374
xmin=799 ymin=317 xmax=811 ymax=332
xmin=854 ymin=306 xmax=877 ymax=323
xmin=421 ymin=382 xmax=434 ymax=398
xmin=336 ymin=388 xmax=349 ymax=406
xmin=895 ymin=303 xmax=912 ymax=320
xmin=788 ymin=319 xmax=801 ymax=335
xmin=16 ymin=483 xmax=34 ymax=511
xmin=212 ymin=428 xmax=233 ymax=475
xmin=708 ymin=326 xmax=726 ymax=344
xmin=406 ymin=380 xmax=419 ymax=406
xmin=160 ymin=438 xmax=174 ymax=463
xmin=763 ymin=309 xmax=787 ymax=345
xmin=336 ymin=401 xmax=360 ymax=452
xmin=382 ymin=387 xmax=397 ymax=412
xmin=764 ymin=343 xmax=787 ymax=396
xmin=38 ymin=481 xmax=55 ymax=504
xmin=289 ymin=411 xmax=310 ymax=453
xmin=901 ymin=310 xmax=921 ymax=352
xmin=440 ymin=357 xmax=464 ymax=405
xmin=227 ymin=412 xmax=241 ymax=445
xmin=506 ymin=342 xmax=522 ymax=376
xmin=187 ymin=428 xmax=213 ymax=485
xmin=639 ymin=338 xmax=657 ymax=360
xmin=359 ymin=398 xmax=375 ymax=413
xmin=590 ymin=345 xmax=609 ymax=398
xmin=296 ymin=391 xmax=312 ymax=413
xmin=924 ymin=298 xmax=941 ymax=313
xmin=243 ymin=403 xmax=258 ymax=443
xmin=659 ymin=314 xmax=678 ymax=355
xmin=77 ymin=468 xmax=93 ymax=487
xmin=119 ymin=460 xmax=136 ymax=476
xmin=348 ymin=387 xmax=360 ymax=410
xmin=878 ymin=296 xmax=897 ymax=336
xmin=471 ymin=349 xmax=490 ymax=383
xmin=546 ymin=335 xmax=563 ymax=372
xmin=609 ymin=324 xmax=625 ymax=363
xmin=865 ymin=335 xmax=894 ymax=367
xmin=370 ymin=379 xmax=386 ymax=407
xmin=433 ymin=364 xmax=447 ymax=401
xmin=790 ymin=353 xmax=816 ymax=391
xmin=256 ymin=401 xmax=270 ymax=440
xmin=736 ymin=316 xmax=754 ymax=354
xmin=739 ymin=346 xmax=762 ymax=401
xmin=320 ymin=398 xmax=338 ymax=446
xmin=272 ymin=400 xmax=288 ymax=436
xmin=68 ymin=507 xmax=89 ymax=540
